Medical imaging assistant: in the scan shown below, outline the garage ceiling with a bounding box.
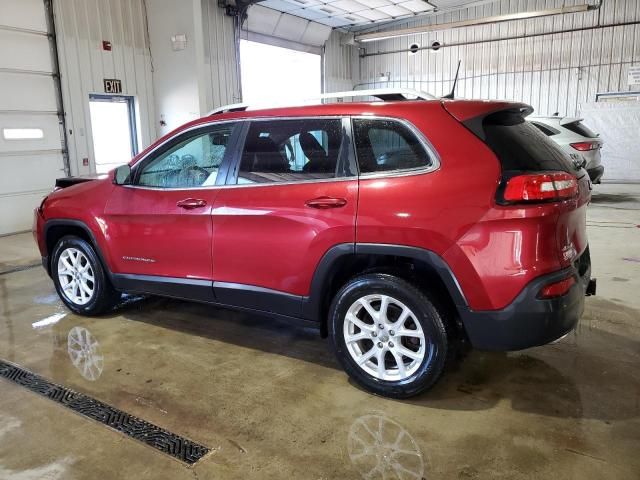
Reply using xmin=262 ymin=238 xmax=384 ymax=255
xmin=257 ymin=0 xmax=492 ymax=27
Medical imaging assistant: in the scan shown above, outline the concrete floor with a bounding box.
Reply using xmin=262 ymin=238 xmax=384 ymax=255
xmin=0 ymin=184 xmax=638 ymax=480
xmin=0 ymin=231 xmax=41 ymax=275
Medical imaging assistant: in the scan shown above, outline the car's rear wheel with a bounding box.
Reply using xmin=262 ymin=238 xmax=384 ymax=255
xmin=329 ymin=274 xmax=449 ymax=398
xmin=52 ymin=236 xmax=120 ymax=316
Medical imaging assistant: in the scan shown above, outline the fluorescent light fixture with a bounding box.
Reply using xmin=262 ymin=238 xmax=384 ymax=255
xmin=358 ymin=9 xmax=392 ymax=20
xmin=3 ymin=128 xmax=44 ymax=140
xmin=331 ymin=0 xmax=368 ymax=11
xmin=398 ymin=0 xmax=434 ymax=13
xmin=356 ymin=0 xmax=392 ymax=7
xmin=341 ymin=13 xmax=370 ymax=23
xmin=318 ymin=5 xmax=341 ymax=14
xmin=378 ymin=4 xmax=412 ymax=16
xmin=284 ymin=0 xmax=322 ymax=6
xmin=356 ymin=3 xmax=593 ymax=42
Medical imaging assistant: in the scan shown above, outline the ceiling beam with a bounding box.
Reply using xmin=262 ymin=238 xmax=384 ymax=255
xmin=355 ymin=2 xmax=600 ymax=43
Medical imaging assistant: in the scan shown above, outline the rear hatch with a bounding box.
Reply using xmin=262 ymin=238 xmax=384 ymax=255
xmin=560 ymin=118 xmax=603 ymax=168
xmin=560 ymin=117 xmax=599 ymax=138
xmin=443 ymin=101 xmax=591 ymax=267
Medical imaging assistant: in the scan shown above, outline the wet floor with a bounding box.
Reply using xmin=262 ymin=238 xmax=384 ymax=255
xmin=0 ymin=184 xmax=639 ymax=479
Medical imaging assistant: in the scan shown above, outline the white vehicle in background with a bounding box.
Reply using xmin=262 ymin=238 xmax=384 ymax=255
xmin=529 ymin=116 xmax=604 ymax=184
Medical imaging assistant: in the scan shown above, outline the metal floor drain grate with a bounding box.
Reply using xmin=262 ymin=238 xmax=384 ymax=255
xmin=0 ymin=359 xmax=210 ymax=464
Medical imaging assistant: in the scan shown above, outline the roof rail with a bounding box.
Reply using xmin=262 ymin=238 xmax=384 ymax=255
xmin=317 ymin=88 xmax=436 ymax=102
xmin=208 ymin=102 xmax=250 ymax=115
xmin=206 ymin=88 xmax=436 ymax=116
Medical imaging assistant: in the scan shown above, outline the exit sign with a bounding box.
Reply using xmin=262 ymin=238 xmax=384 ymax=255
xmin=103 ymin=79 xmax=122 ymax=94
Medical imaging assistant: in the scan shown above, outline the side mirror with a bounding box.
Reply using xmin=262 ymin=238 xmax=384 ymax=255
xmin=113 ymin=164 xmax=131 ymax=185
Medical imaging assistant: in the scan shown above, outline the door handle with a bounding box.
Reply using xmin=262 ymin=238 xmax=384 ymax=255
xmin=177 ymin=198 xmax=207 ymax=209
xmin=305 ymin=196 xmax=348 ymax=209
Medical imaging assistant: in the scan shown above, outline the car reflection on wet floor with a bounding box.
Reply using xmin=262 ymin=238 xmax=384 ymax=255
xmin=348 ymin=414 xmax=425 ymax=480
xmin=67 ymin=326 xmax=104 ymax=382
xmin=1 ymin=262 xmax=639 ymax=479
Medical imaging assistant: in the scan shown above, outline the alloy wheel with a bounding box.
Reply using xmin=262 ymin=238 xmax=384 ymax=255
xmin=343 ymin=294 xmax=430 ymax=381
xmin=57 ymin=247 xmax=95 ymax=306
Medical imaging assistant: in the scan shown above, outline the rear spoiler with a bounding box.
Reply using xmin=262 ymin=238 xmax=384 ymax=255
xmin=559 ymin=117 xmax=583 ymax=126
xmin=441 ymin=100 xmax=533 ymax=122
xmin=441 ymin=100 xmax=534 ymax=141
xmin=55 ymin=176 xmax=98 ymax=189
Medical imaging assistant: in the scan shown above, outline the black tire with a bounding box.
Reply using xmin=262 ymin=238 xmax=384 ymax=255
xmin=329 ymin=273 xmax=449 ymax=398
xmin=51 ymin=236 xmax=120 ymax=316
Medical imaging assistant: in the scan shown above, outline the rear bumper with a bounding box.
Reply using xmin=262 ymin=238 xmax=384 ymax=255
xmin=460 ymin=251 xmax=592 ymax=351
xmin=587 ymin=165 xmax=604 ymax=184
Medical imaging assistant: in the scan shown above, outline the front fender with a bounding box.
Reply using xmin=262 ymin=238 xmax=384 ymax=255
xmin=43 ymin=219 xmax=114 ymax=280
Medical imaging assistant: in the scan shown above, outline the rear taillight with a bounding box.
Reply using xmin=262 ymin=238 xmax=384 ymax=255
xmin=503 ymin=172 xmax=578 ymax=203
xmin=538 ymin=276 xmax=576 ymax=299
xmin=38 ymin=195 xmax=49 ymax=214
xmin=570 ymin=142 xmax=599 ymax=151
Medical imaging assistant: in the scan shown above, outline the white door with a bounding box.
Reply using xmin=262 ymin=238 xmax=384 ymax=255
xmin=239 ymin=40 xmax=321 ymax=105
xmin=0 ymin=0 xmax=66 ymax=235
xmin=89 ymin=95 xmax=137 ymax=174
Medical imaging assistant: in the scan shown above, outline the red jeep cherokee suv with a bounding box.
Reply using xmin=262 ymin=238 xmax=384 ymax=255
xmin=34 ymin=93 xmax=595 ymax=398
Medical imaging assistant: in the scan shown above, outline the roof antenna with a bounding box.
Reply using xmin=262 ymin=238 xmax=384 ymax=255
xmin=442 ymin=60 xmax=461 ymax=100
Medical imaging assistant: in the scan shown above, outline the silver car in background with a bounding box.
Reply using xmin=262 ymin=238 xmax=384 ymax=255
xmin=529 ymin=116 xmax=604 ymax=183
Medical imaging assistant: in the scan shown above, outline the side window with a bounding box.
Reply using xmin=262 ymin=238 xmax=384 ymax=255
xmin=237 ymin=118 xmax=343 ymax=184
xmin=353 ymin=119 xmax=432 ymax=174
xmin=136 ymin=123 xmax=235 ymax=188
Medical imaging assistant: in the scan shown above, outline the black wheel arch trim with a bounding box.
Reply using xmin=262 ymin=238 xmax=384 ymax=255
xmin=355 ymin=243 xmax=469 ymax=307
xmin=305 ymin=243 xmax=588 ymax=352
xmin=302 ymin=242 xmax=469 ymax=327
xmin=43 ymin=219 xmax=113 ymax=279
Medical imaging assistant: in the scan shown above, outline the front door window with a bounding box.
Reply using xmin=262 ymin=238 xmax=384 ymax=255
xmin=137 ymin=124 xmax=235 ymax=188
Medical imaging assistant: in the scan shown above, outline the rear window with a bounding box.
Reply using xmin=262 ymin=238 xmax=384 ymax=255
xmin=237 ymin=118 xmax=343 ymax=184
xmin=353 ymin=119 xmax=432 ymax=174
xmin=563 ymin=121 xmax=598 ymax=138
xmin=530 ymin=121 xmax=560 ymax=136
xmin=481 ymin=111 xmax=575 ymax=173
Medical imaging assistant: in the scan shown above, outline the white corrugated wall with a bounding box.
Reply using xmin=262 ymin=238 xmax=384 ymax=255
xmin=201 ymin=0 xmax=241 ymax=109
xmin=324 ymin=30 xmax=359 ymax=93
xmin=355 ymin=0 xmax=640 ymax=116
xmin=54 ymin=0 xmax=155 ymax=176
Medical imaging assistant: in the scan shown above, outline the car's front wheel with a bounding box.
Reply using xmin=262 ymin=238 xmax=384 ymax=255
xmin=329 ymin=274 xmax=449 ymax=398
xmin=52 ymin=236 xmax=120 ymax=315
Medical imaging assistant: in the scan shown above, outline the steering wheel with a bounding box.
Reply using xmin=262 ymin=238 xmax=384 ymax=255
xmin=375 ymin=152 xmax=394 ymax=170
xmin=184 ymin=165 xmax=209 ymax=176
xmin=179 ymin=165 xmax=209 ymax=186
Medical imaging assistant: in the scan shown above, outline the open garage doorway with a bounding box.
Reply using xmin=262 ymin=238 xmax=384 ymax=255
xmin=89 ymin=95 xmax=138 ymax=174
xmin=239 ymin=40 xmax=321 ymax=106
